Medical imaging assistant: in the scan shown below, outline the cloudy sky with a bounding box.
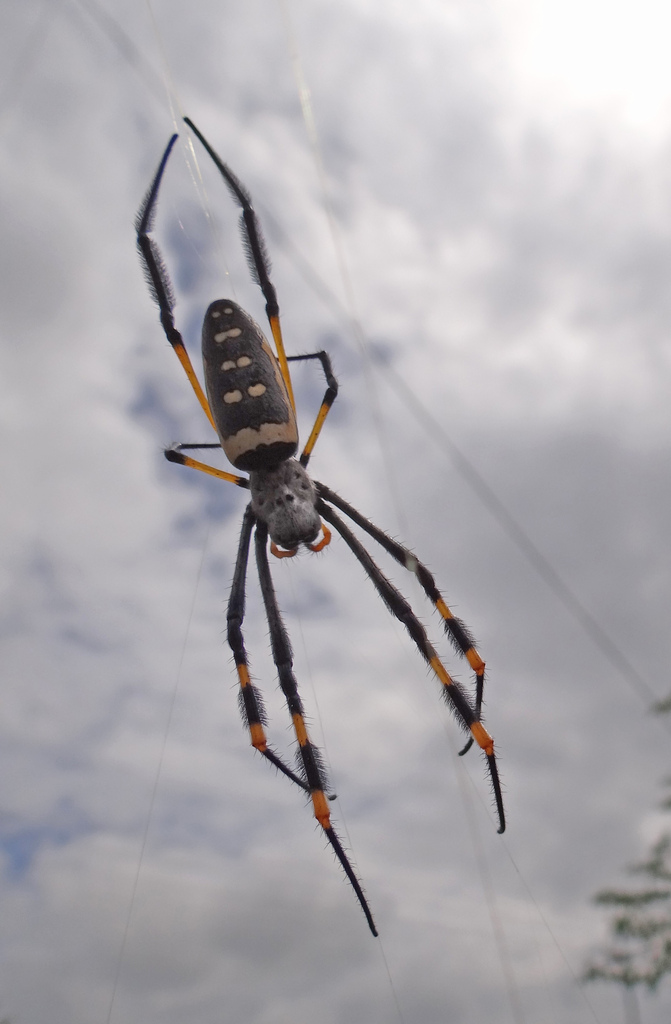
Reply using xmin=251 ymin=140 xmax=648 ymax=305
xmin=3 ymin=0 xmax=671 ymax=1021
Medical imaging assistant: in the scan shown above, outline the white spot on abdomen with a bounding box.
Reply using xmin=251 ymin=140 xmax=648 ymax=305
xmin=223 ymin=390 xmax=243 ymax=404
xmin=214 ymin=327 xmax=242 ymax=342
xmin=248 ymin=383 xmax=267 ymax=397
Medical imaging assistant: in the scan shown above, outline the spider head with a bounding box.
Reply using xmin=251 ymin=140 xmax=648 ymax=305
xmin=249 ymin=459 xmax=321 ymax=550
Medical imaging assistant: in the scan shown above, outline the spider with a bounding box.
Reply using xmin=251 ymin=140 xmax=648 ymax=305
xmin=136 ymin=118 xmax=505 ymax=938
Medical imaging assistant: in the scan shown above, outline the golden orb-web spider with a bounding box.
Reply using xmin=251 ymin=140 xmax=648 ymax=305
xmin=136 ymin=118 xmax=505 ymax=937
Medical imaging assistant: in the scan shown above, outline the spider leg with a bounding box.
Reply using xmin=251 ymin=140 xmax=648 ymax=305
xmin=136 ymin=134 xmax=217 ymax=433
xmin=317 ymin=499 xmax=505 ymax=835
xmin=255 ymin=519 xmax=378 ymax=936
xmin=286 ymin=352 xmax=339 ymax=467
xmin=227 ymin=505 xmax=310 ymax=792
xmin=164 ymin=446 xmax=249 ymax=488
xmin=315 ymin=482 xmax=484 ymax=756
xmin=183 ymin=117 xmax=296 ymax=415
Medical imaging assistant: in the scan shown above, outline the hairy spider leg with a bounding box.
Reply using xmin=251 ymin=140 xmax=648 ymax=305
xmin=183 ymin=117 xmax=296 ymax=416
xmin=226 ymin=505 xmax=312 ymax=791
xmin=286 ymin=352 xmax=339 ymax=468
xmin=317 ymin=499 xmax=505 ymax=834
xmin=254 ymin=520 xmax=378 ymax=936
xmin=315 ymin=483 xmax=486 ymax=755
xmin=143 ymin=127 xmax=338 ymax=485
xmin=136 ymin=134 xmax=217 ymax=433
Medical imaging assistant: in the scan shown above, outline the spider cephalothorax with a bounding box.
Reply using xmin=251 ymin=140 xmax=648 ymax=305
xmin=249 ymin=459 xmax=323 ymax=553
xmin=137 ymin=117 xmax=505 ymax=938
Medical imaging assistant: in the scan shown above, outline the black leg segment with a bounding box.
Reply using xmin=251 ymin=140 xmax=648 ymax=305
xmin=226 ymin=505 xmax=309 ymax=791
xmin=317 ymin=498 xmax=505 ymax=835
xmin=315 ymin=482 xmax=487 ymax=757
xmin=254 ymin=520 xmax=378 ymax=935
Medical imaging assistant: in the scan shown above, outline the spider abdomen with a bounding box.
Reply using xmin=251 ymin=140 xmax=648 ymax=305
xmin=202 ymin=299 xmax=298 ymax=471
